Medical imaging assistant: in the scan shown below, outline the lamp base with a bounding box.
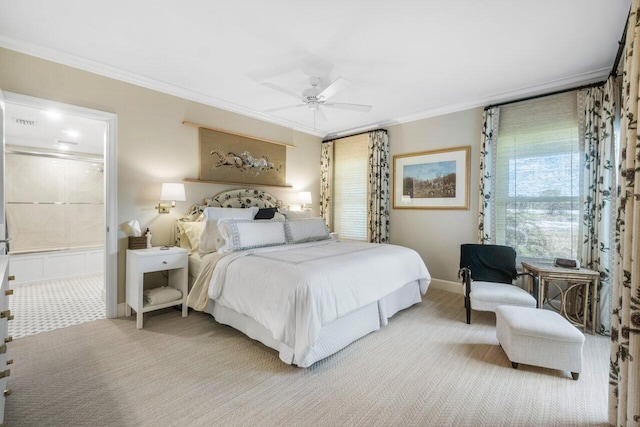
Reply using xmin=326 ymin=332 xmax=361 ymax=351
xmin=156 ymin=203 xmax=170 ymax=214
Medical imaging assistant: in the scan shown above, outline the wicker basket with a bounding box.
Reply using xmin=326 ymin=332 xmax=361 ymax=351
xmin=128 ymin=236 xmax=147 ymax=250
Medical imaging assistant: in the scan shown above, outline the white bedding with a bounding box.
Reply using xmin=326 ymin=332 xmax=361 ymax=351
xmin=207 ymin=240 xmax=431 ymax=362
xmin=188 ymin=253 xmax=203 ymax=278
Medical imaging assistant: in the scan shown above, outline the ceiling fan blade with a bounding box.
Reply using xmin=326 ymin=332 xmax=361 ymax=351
xmin=264 ymin=104 xmax=306 ymax=113
xmin=323 ymin=102 xmax=373 ymax=113
xmin=317 ymin=77 xmax=351 ymax=101
xmin=315 ymin=107 xmax=327 ymax=123
xmin=262 ymin=82 xmax=302 ymax=100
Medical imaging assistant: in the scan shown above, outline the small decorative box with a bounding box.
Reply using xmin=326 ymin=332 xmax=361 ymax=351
xmin=128 ymin=236 xmax=147 ymax=250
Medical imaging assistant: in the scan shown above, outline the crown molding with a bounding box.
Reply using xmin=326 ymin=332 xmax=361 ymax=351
xmin=391 ymin=67 xmax=610 ymax=124
xmin=0 ymin=35 xmax=328 ymax=138
xmin=1 ymin=35 xmax=610 ymax=140
xmin=326 ymin=67 xmax=610 ymax=139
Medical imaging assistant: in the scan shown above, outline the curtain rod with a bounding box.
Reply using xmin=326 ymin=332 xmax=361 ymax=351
xmin=610 ymin=7 xmax=630 ymax=76
xmin=323 ymin=128 xmax=387 ymax=143
xmin=483 ymin=80 xmax=605 ymax=111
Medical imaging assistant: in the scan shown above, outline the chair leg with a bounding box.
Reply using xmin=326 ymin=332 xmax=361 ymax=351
xmin=571 ymin=372 xmax=579 ymax=380
xmin=465 ymin=299 xmax=471 ymax=324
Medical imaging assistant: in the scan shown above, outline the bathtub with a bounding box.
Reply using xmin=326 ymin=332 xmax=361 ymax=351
xmin=8 ymin=246 xmax=104 ymax=285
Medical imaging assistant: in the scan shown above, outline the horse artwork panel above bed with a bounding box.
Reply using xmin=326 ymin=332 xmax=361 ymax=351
xmin=181 ymin=188 xmax=432 ymax=367
xmin=199 ymin=128 xmax=286 ymax=187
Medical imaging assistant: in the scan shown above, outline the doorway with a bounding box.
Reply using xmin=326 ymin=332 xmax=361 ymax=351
xmin=3 ymin=92 xmax=117 ymax=336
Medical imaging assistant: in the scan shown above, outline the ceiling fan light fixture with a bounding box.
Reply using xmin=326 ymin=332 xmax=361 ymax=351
xmin=262 ymin=75 xmax=372 ymax=122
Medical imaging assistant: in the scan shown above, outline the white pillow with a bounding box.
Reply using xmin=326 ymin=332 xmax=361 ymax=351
xmin=217 ymin=219 xmax=287 ymax=253
xmin=280 ymin=209 xmax=313 ymax=220
xmin=199 ymin=207 xmax=258 ymax=255
xmin=284 ymin=218 xmax=330 ymax=244
xmin=272 ymin=212 xmax=286 ymax=222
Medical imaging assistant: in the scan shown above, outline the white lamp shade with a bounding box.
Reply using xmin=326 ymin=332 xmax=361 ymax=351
xmin=160 ymin=183 xmax=186 ymax=201
xmin=298 ymin=191 xmax=312 ymax=205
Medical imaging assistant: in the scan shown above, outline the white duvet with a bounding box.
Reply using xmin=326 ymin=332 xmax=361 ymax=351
xmin=207 ymin=240 xmax=431 ymax=360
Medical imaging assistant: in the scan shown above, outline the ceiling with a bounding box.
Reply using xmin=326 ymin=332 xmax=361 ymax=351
xmin=5 ymin=103 xmax=106 ymax=155
xmin=0 ymin=0 xmax=630 ymax=138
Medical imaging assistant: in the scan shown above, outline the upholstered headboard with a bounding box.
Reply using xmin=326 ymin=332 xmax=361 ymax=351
xmin=182 ymin=188 xmax=281 ymax=221
xmin=175 ymin=188 xmax=282 ymax=247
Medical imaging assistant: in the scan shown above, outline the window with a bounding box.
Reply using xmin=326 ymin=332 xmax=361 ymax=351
xmin=332 ymin=134 xmax=368 ymax=241
xmin=493 ymin=92 xmax=580 ymax=260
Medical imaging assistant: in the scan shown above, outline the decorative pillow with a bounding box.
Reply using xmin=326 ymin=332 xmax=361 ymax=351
xmin=284 ymin=218 xmax=330 ymax=244
xmin=280 ymin=209 xmax=313 ymax=220
xmin=217 ymin=219 xmax=287 ymax=253
xmin=254 ymin=207 xmax=278 ymax=220
xmin=177 ymin=221 xmax=205 ymax=254
xmin=199 ymin=207 xmax=258 ymax=255
xmin=177 ymin=225 xmax=192 ymax=251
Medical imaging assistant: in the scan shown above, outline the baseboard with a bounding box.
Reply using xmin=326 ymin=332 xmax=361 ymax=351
xmin=429 ymin=278 xmax=462 ymax=295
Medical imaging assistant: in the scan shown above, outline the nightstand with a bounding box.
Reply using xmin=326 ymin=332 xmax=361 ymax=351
xmin=125 ymin=246 xmax=188 ymax=329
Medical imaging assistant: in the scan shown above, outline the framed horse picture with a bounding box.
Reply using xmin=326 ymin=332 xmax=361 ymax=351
xmin=198 ymin=127 xmax=287 ymax=187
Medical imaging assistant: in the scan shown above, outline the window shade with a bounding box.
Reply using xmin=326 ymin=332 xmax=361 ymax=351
xmin=494 ymin=91 xmax=580 ymax=260
xmin=332 ymin=135 xmax=368 ymax=241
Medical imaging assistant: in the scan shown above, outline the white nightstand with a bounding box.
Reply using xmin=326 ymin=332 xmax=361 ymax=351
xmin=125 ymin=246 xmax=188 ymax=329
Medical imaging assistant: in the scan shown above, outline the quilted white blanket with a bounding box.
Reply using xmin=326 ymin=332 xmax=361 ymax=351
xmin=207 ymin=240 xmax=431 ymax=360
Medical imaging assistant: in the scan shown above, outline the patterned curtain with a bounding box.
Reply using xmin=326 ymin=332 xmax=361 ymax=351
xmin=579 ymin=79 xmax=616 ymax=335
xmin=478 ymin=107 xmax=499 ymax=243
xmin=610 ymin=2 xmax=640 ymax=424
xmin=367 ymin=130 xmax=390 ymax=243
xmin=320 ymin=141 xmax=334 ymax=231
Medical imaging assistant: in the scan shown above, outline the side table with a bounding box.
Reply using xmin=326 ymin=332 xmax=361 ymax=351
xmin=521 ymin=261 xmax=599 ymax=334
xmin=126 ymin=246 xmax=188 ymax=329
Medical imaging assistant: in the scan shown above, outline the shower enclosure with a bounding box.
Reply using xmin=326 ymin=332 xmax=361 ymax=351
xmin=5 ymin=148 xmax=104 ymax=284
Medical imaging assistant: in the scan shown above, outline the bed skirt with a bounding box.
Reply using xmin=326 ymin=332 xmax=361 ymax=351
xmin=205 ymin=280 xmax=423 ymax=367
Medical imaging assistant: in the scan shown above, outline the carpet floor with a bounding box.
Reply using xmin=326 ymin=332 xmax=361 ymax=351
xmin=4 ymin=288 xmax=609 ymax=426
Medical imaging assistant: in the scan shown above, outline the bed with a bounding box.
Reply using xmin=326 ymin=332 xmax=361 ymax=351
xmin=177 ymin=189 xmax=431 ymax=367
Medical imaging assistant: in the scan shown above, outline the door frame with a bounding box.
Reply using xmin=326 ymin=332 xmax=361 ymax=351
xmin=0 ymin=90 xmax=6 ymax=255
xmin=4 ymin=92 xmax=118 ymax=318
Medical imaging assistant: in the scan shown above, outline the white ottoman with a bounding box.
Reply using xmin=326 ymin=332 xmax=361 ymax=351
xmin=495 ymin=305 xmax=585 ymax=380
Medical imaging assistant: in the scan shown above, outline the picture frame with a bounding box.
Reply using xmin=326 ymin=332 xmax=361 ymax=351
xmin=393 ymin=146 xmax=470 ymax=210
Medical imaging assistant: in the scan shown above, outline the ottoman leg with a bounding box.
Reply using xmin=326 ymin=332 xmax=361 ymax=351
xmin=571 ymin=372 xmax=579 ymax=380
xmin=511 ymin=362 xmax=518 ymax=369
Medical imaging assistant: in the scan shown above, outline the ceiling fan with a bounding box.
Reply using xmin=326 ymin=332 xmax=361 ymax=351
xmin=262 ymin=76 xmax=372 ymax=122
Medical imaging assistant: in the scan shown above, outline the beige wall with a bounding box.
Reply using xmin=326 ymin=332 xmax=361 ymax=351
xmin=0 ymin=48 xmax=322 ymax=304
xmin=387 ymin=108 xmax=483 ymax=284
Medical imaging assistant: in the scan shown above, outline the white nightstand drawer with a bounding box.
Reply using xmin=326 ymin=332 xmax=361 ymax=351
xmin=138 ymin=253 xmax=186 ymax=273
